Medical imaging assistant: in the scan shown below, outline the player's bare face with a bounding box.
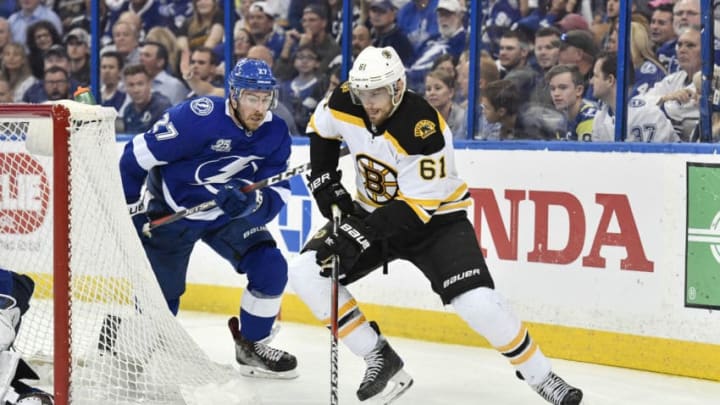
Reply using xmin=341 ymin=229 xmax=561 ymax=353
xmin=354 ymin=88 xmax=393 ymax=126
xmin=237 ymin=90 xmax=273 ymax=131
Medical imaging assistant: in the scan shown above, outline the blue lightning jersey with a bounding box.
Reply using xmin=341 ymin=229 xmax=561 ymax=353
xmin=119 ymin=96 xmax=292 ymax=229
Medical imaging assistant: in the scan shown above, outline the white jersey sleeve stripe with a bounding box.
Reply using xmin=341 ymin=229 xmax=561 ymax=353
xmin=132 ymin=134 xmax=166 ymax=170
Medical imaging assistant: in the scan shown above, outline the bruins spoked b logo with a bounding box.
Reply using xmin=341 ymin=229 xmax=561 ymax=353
xmin=356 ymin=154 xmax=398 ymax=205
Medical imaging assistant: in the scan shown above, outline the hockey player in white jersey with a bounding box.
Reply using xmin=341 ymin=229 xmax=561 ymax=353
xmin=119 ymin=59 xmax=297 ymax=378
xmin=591 ymin=51 xmax=679 ymax=142
xmin=0 ymin=269 xmax=55 ymax=404
xmin=288 ymin=46 xmax=584 ymax=404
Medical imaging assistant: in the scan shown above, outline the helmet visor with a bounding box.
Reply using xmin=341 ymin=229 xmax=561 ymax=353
xmin=350 ymin=86 xmax=392 ymax=106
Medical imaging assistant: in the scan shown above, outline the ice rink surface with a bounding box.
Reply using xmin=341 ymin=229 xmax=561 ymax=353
xmin=179 ymin=312 xmax=720 ymax=405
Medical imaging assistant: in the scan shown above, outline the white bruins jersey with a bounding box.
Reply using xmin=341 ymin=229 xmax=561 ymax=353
xmin=592 ymin=96 xmax=679 ymax=143
xmin=307 ymin=83 xmax=471 ymax=223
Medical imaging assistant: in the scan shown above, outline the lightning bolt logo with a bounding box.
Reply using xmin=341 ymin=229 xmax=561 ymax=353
xmin=194 ymin=155 xmax=263 ymax=191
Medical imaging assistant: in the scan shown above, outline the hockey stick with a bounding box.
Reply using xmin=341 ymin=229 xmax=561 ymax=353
xmin=142 ymin=146 xmax=350 ymax=237
xmin=329 ymin=204 xmax=342 ymax=405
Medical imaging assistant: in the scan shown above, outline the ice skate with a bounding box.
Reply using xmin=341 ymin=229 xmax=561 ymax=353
xmin=356 ymin=326 xmax=413 ymax=404
xmin=228 ymin=317 xmax=298 ymax=379
xmin=531 ymin=371 xmax=583 ymax=405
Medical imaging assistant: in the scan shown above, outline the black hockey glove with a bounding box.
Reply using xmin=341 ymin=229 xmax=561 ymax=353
xmin=307 ymin=170 xmax=353 ymax=219
xmin=316 ymin=216 xmax=377 ymax=274
xmin=214 ymin=180 xmax=263 ymax=218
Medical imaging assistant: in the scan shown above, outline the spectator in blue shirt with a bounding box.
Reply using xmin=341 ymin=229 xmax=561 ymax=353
xmin=119 ymin=64 xmax=172 ymax=134
xmin=8 ymin=0 xmax=62 ymax=45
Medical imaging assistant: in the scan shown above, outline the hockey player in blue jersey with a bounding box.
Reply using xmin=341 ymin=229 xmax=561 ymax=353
xmin=1 ymin=269 xmax=55 ymax=404
xmin=118 ymin=58 xmax=298 ymax=379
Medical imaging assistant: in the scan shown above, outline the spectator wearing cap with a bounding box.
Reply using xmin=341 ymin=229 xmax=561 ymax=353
xmin=275 ymin=4 xmax=340 ymax=81
xmin=26 ymin=20 xmax=62 ymax=79
xmin=65 ymin=27 xmax=90 ymax=85
xmin=247 ymin=1 xmax=285 ymax=59
xmin=139 ymin=41 xmax=188 ymax=105
xmin=176 ymin=0 xmax=224 ymax=53
xmin=368 ymin=0 xmax=415 ymax=66
xmin=558 ymin=29 xmax=598 ymax=99
xmin=656 ymin=0 xmax=700 ymax=73
xmin=100 ymin=51 xmax=126 ymax=111
xmin=22 ymin=44 xmax=80 ymax=102
xmin=482 ymin=0 xmax=522 ymax=58
xmin=8 ymin=0 xmax=62 ymax=45
xmin=397 ymin=0 xmax=440 ymax=54
xmin=406 ymin=0 xmax=467 ymax=93
xmin=649 ymin=3 xmax=675 ymax=54
xmin=0 ymin=42 xmax=37 ymax=102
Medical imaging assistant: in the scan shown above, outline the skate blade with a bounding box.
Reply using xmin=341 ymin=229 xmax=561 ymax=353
xmin=366 ymin=369 xmax=414 ymax=405
xmin=236 ymin=363 xmax=299 ymax=380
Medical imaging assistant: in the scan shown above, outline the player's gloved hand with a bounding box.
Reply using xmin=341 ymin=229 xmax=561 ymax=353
xmin=214 ymin=180 xmax=263 ymax=218
xmin=307 ymin=170 xmax=353 ymax=219
xmin=316 ymin=216 xmax=377 ymax=274
xmin=127 ymin=198 xmax=147 ymax=235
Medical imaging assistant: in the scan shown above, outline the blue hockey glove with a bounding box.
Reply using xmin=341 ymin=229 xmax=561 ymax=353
xmin=307 ymin=171 xmax=353 ymax=219
xmin=214 ymin=180 xmax=263 ymax=218
xmin=316 ymin=216 xmax=377 ymax=274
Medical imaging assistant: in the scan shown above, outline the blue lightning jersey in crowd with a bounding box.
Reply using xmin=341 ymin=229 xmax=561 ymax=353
xmin=119 ymin=96 xmax=292 ymax=230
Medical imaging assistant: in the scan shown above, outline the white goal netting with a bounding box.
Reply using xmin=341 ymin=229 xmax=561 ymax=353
xmin=0 ymin=101 xmax=245 ymax=404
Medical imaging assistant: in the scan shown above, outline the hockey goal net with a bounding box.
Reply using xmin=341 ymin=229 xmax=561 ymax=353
xmin=0 ymin=101 xmax=237 ymax=404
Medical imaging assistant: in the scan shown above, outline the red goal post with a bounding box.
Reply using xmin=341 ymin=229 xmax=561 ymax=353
xmin=0 ymin=101 xmax=241 ymax=405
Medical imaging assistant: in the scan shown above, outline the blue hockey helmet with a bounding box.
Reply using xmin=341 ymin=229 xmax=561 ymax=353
xmin=228 ymin=58 xmax=278 ymax=109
